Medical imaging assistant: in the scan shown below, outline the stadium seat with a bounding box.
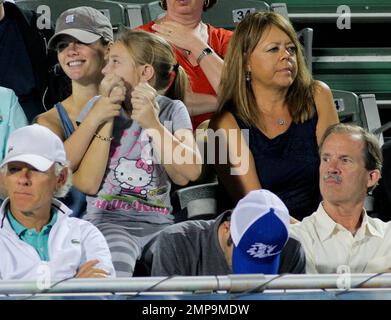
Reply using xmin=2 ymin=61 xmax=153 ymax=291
xmin=332 ymin=89 xmax=361 ymax=125
xmin=16 ymin=0 xmax=127 ymax=32
xmin=360 ymin=94 xmax=384 ymax=146
xmin=315 ymin=47 xmax=391 ymax=138
xmin=172 ymin=182 xmax=219 ymax=221
xmin=332 ymin=89 xmax=383 ymax=141
xmin=271 ymin=0 xmax=391 ymax=23
xmin=313 ymin=48 xmax=391 ymax=97
xmin=202 ymin=0 xmax=270 ymax=30
xmin=115 ymin=1 xmax=164 ymax=28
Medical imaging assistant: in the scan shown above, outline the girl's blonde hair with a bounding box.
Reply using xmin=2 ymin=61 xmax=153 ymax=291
xmin=117 ymin=30 xmax=188 ymax=101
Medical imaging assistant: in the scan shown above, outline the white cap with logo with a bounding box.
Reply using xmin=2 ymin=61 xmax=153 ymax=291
xmin=1 ymin=124 xmax=67 ymax=172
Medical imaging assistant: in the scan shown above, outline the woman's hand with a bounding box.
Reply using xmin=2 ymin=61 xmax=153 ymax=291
xmin=131 ymin=82 xmax=161 ymax=129
xmin=151 ymin=21 xmax=207 ymax=55
xmin=99 ymin=73 xmax=126 ymax=98
xmin=84 ymin=82 xmax=126 ymax=128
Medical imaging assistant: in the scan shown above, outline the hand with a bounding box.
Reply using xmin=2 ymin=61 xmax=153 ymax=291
xmin=99 ymin=74 xmax=126 ymax=98
xmin=109 ymin=84 xmax=126 ymax=105
xmin=75 ymin=259 xmax=110 ymax=278
xmin=84 ymin=86 xmax=125 ymax=127
xmin=151 ymin=21 xmax=206 ymax=54
xmin=131 ymin=82 xmax=160 ymax=129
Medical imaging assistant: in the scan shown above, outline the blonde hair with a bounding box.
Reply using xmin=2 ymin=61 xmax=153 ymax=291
xmin=218 ymin=12 xmax=315 ymax=126
xmin=117 ymin=30 xmax=188 ymax=101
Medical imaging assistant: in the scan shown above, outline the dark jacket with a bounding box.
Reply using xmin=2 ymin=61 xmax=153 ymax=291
xmin=2 ymin=2 xmax=70 ymax=121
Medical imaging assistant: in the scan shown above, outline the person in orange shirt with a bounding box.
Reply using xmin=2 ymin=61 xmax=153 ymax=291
xmin=139 ymin=0 xmax=232 ymax=130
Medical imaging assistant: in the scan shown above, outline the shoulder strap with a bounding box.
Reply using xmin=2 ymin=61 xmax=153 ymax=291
xmin=54 ymin=103 xmax=75 ymax=139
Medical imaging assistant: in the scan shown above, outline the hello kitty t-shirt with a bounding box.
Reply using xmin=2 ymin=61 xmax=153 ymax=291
xmin=82 ymin=95 xmax=192 ymax=225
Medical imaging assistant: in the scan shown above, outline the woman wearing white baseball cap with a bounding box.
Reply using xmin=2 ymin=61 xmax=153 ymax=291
xmin=36 ymin=7 xmax=126 ymax=217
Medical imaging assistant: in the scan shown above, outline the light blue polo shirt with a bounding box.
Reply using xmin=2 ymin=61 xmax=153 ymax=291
xmin=0 ymin=87 xmax=29 ymax=162
xmin=0 ymin=87 xmax=28 ymax=205
xmin=7 ymin=209 xmax=57 ymax=261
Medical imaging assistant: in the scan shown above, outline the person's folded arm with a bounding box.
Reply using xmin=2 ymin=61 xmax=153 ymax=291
xmin=185 ymin=92 xmax=218 ymax=117
xmin=209 ymin=111 xmax=262 ymax=203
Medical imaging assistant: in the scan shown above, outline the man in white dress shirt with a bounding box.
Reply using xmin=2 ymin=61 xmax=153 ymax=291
xmin=290 ymin=123 xmax=391 ymax=274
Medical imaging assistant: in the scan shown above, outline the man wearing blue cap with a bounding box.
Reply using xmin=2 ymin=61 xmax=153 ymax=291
xmin=151 ymin=189 xmax=305 ymax=276
xmin=0 ymin=124 xmax=115 ymax=280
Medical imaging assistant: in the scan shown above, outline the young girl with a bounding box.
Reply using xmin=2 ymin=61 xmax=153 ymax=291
xmin=75 ymin=30 xmax=202 ymax=276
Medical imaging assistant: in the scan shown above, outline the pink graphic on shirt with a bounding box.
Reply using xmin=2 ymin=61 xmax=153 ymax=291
xmin=94 ymin=198 xmax=169 ymax=215
xmin=113 ymin=157 xmax=154 ymax=198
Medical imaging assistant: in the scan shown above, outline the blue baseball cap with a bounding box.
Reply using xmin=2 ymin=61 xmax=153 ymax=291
xmin=230 ymin=189 xmax=289 ymax=274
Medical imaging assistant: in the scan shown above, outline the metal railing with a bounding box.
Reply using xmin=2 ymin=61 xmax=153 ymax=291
xmin=1 ymin=273 xmax=391 ymax=296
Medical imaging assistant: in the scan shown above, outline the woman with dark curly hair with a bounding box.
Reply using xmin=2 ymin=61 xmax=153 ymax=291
xmin=139 ymin=0 xmax=232 ymax=130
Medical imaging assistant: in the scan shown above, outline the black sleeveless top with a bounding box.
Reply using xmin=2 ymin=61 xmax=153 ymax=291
xmin=232 ymin=112 xmax=321 ymax=220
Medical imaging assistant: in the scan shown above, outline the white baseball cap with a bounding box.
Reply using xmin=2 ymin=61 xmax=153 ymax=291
xmin=1 ymin=124 xmax=67 ymax=171
xmin=230 ymin=189 xmax=290 ymax=274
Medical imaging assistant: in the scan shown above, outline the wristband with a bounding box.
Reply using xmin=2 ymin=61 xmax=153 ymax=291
xmin=196 ymin=47 xmax=213 ymax=65
xmin=94 ymin=133 xmax=113 ymax=142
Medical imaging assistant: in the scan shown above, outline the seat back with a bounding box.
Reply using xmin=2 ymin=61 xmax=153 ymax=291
xmin=202 ymin=0 xmax=270 ymax=30
xmin=118 ymin=1 xmax=164 ymax=29
xmin=172 ymin=182 xmax=219 ymax=220
xmin=359 ymin=94 xmax=384 ymax=146
xmin=332 ymin=89 xmax=361 ymax=125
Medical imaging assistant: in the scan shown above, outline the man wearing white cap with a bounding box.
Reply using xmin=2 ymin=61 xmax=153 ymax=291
xmin=151 ymin=189 xmax=305 ymax=276
xmin=0 ymin=124 xmax=115 ymax=280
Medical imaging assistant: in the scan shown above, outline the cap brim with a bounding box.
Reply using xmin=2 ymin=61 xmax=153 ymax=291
xmin=1 ymin=154 xmax=54 ymax=172
xmin=48 ymin=29 xmax=101 ymax=50
xmin=232 ymin=245 xmax=280 ymax=274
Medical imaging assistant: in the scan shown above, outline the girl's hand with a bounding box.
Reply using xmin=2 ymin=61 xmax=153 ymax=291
xmin=131 ymin=82 xmax=160 ymax=129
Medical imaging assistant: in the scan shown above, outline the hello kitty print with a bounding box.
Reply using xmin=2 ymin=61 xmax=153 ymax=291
xmin=84 ymin=96 xmax=192 ymax=219
xmin=114 ymin=158 xmax=154 ymax=198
